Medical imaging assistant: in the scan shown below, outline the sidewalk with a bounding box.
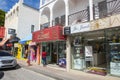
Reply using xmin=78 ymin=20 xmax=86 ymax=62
xmin=17 ymin=60 xmax=120 ymax=80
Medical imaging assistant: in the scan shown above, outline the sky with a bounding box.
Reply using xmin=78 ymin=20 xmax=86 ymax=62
xmin=0 ymin=0 xmax=40 ymax=12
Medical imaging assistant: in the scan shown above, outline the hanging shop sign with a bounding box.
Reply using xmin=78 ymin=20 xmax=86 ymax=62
xmin=32 ymin=26 xmax=66 ymax=42
xmin=64 ymin=27 xmax=71 ymax=35
xmin=71 ymin=22 xmax=90 ymax=34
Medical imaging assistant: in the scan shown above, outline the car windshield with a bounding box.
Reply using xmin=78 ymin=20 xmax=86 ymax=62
xmin=0 ymin=51 xmax=12 ymax=56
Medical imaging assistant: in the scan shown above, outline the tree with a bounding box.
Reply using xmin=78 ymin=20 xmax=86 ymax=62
xmin=0 ymin=9 xmax=5 ymax=27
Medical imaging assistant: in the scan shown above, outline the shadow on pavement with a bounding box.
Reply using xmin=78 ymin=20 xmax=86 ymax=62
xmin=0 ymin=71 xmax=4 ymax=79
xmin=0 ymin=64 xmax=21 ymax=71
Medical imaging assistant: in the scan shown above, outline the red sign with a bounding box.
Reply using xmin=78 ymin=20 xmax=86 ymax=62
xmin=0 ymin=27 xmax=5 ymax=38
xmin=32 ymin=26 xmax=66 ymax=42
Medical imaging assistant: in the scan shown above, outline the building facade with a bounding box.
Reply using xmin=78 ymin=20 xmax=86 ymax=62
xmin=4 ymin=0 xmax=39 ymax=39
xmin=36 ymin=0 xmax=120 ymax=76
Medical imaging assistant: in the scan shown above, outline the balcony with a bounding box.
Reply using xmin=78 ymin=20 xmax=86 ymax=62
xmin=93 ymin=0 xmax=120 ymax=19
xmin=41 ymin=0 xmax=54 ymax=6
xmin=68 ymin=8 xmax=89 ymax=25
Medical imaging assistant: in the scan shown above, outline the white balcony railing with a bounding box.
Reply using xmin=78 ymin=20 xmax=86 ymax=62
xmin=41 ymin=0 xmax=55 ymax=7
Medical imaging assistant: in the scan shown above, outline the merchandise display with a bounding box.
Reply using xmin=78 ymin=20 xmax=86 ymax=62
xmin=110 ymin=43 xmax=120 ymax=62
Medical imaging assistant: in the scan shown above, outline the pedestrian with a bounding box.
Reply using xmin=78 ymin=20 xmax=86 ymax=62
xmin=42 ymin=49 xmax=47 ymax=67
xmin=27 ymin=46 xmax=32 ymax=66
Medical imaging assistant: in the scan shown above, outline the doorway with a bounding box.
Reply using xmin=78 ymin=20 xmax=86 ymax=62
xmin=83 ymin=30 xmax=107 ymax=75
xmin=42 ymin=41 xmax=66 ymax=65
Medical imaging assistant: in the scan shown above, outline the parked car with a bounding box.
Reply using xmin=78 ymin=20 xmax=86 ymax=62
xmin=0 ymin=50 xmax=17 ymax=69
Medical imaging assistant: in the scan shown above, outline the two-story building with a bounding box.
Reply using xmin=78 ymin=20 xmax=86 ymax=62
xmin=4 ymin=0 xmax=39 ymax=39
xmin=4 ymin=0 xmax=39 ymax=61
xmin=32 ymin=0 xmax=120 ymax=76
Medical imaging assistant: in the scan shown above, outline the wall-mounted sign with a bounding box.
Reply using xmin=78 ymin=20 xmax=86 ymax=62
xmin=71 ymin=23 xmax=90 ymax=34
xmin=64 ymin=27 xmax=71 ymax=35
xmin=8 ymin=28 xmax=16 ymax=34
xmin=32 ymin=26 xmax=66 ymax=42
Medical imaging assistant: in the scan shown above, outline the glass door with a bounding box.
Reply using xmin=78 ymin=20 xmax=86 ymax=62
xmin=106 ymin=27 xmax=120 ymax=76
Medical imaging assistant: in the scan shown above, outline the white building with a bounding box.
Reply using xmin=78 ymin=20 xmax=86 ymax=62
xmin=4 ymin=0 xmax=39 ymax=39
xmin=38 ymin=0 xmax=120 ymax=77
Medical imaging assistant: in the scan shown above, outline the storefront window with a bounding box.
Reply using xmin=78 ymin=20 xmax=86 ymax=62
xmin=71 ymin=36 xmax=85 ymax=70
xmin=42 ymin=41 xmax=66 ymax=68
xmin=106 ymin=28 xmax=120 ymax=76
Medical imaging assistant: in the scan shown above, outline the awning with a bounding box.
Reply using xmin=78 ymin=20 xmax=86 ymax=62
xmin=32 ymin=26 xmax=66 ymax=42
xmin=19 ymin=34 xmax=32 ymax=44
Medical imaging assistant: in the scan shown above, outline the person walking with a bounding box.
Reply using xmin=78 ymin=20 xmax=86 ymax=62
xmin=27 ymin=46 xmax=32 ymax=66
xmin=42 ymin=49 xmax=47 ymax=67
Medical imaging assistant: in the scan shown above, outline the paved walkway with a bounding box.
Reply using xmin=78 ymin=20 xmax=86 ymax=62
xmin=17 ymin=60 xmax=120 ymax=80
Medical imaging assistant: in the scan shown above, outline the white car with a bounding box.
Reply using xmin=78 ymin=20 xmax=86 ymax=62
xmin=0 ymin=50 xmax=17 ymax=69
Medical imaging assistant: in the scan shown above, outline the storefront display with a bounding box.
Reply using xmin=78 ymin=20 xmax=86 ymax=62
xmin=71 ymin=36 xmax=85 ymax=70
xmin=42 ymin=41 xmax=66 ymax=66
xmin=110 ymin=43 xmax=120 ymax=76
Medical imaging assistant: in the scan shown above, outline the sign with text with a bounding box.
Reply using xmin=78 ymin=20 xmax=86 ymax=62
xmin=71 ymin=23 xmax=90 ymax=34
xmin=32 ymin=26 xmax=66 ymax=42
xmin=8 ymin=28 xmax=16 ymax=34
xmin=64 ymin=27 xmax=71 ymax=35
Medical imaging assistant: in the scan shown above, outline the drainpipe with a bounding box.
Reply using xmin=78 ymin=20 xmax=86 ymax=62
xmin=89 ymin=0 xmax=94 ymax=21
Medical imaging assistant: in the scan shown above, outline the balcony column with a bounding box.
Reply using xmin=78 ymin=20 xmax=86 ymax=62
xmin=40 ymin=0 xmax=43 ymax=8
xmin=89 ymin=0 xmax=94 ymax=20
xmin=65 ymin=0 xmax=71 ymax=72
xmin=50 ymin=6 xmax=53 ymax=27
xmin=39 ymin=12 xmax=42 ymax=30
xmin=65 ymin=0 xmax=69 ymax=26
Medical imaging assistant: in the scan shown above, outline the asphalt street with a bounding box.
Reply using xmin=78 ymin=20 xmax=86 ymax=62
xmin=0 ymin=68 xmax=56 ymax=80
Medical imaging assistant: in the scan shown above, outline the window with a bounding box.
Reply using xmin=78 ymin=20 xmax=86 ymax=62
xmin=31 ymin=25 xmax=34 ymax=33
xmin=98 ymin=1 xmax=107 ymax=18
xmin=61 ymin=15 xmax=65 ymax=26
xmin=55 ymin=17 xmax=59 ymax=25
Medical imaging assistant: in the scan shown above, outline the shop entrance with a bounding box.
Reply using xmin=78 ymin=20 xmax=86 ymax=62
xmin=42 ymin=41 xmax=66 ymax=67
xmin=71 ymin=30 xmax=108 ymax=75
xmin=83 ymin=30 xmax=107 ymax=75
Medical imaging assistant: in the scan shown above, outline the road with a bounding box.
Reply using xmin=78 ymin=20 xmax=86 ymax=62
xmin=0 ymin=68 xmax=56 ymax=80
